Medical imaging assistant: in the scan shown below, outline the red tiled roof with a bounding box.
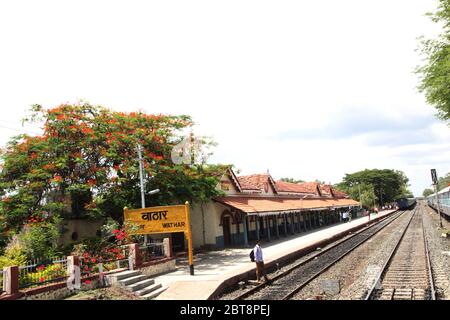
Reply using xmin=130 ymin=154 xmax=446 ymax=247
xmin=275 ymin=180 xmax=317 ymax=194
xmin=214 ymin=196 xmax=360 ymax=214
xmin=237 ymin=174 xmax=277 ymax=192
xmin=319 ymin=184 xmax=333 ymax=197
xmin=296 ymin=182 xmax=321 ymax=195
xmin=332 ymin=188 xmax=349 ymax=199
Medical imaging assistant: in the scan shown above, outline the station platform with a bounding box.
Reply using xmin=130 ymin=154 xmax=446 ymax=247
xmin=155 ymin=209 xmax=396 ymax=300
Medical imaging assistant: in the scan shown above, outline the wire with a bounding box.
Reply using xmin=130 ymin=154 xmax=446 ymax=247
xmin=0 ymin=124 xmax=42 ymax=136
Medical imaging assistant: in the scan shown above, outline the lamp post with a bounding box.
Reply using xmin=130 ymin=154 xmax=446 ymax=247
xmin=137 ymin=143 xmax=160 ymax=244
xmin=356 ymin=182 xmax=362 ymax=209
xmin=379 ymin=187 xmax=383 ymax=208
xmin=431 ymin=169 xmax=443 ymax=228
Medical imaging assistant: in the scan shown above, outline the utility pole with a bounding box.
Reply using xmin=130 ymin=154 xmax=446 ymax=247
xmin=356 ymin=182 xmax=362 ymax=209
xmin=380 ymin=188 xmax=383 ymax=208
xmin=431 ymin=169 xmax=443 ymax=228
xmin=137 ymin=144 xmax=147 ymax=245
xmin=137 ymin=144 xmax=146 ymax=209
xmin=137 ymin=144 xmax=160 ymax=244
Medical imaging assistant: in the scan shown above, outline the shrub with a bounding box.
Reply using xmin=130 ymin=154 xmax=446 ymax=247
xmin=18 ymin=215 xmax=62 ymax=260
xmin=0 ymin=243 xmax=28 ymax=269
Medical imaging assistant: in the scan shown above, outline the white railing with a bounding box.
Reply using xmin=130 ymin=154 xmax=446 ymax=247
xmin=18 ymin=257 xmax=68 ymax=289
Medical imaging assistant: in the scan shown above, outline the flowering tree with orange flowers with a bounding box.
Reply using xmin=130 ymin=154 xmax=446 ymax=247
xmin=0 ymin=102 xmax=225 ymax=251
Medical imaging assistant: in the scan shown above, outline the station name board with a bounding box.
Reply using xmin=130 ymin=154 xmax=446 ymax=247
xmin=124 ymin=204 xmax=187 ymax=235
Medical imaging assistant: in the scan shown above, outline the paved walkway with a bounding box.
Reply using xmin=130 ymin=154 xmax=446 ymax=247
xmin=155 ymin=210 xmax=396 ymax=300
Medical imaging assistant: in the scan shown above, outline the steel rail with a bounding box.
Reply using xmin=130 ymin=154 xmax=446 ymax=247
xmin=234 ymin=209 xmax=405 ymax=300
xmin=364 ymin=208 xmax=417 ymax=300
xmin=281 ymin=210 xmax=406 ymax=300
xmin=423 ymin=212 xmax=437 ymax=300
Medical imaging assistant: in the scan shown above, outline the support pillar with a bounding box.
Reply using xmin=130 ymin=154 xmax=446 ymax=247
xmin=289 ymin=213 xmax=295 ymax=234
xmin=275 ymin=215 xmax=280 ymax=238
xmin=243 ymin=215 xmax=249 ymax=247
xmin=3 ymin=266 xmax=20 ymax=298
xmin=256 ymin=217 xmax=260 ymax=241
xmin=128 ymin=243 xmax=143 ymax=268
xmin=163 ymin=238 xmax=173 ymax=258
xmin=283 ymin=214 xmax=288 ymax=236
xmin=266 ymin=216 xmax=271 ymax=242
xmin=67 ymin=256 xmax=81 ymax=291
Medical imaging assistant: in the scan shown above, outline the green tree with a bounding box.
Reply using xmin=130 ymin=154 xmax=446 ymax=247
xmin=416 ymin=0 xmax=450 ymax=120
xmin=423 ymin=188 xmax=434 ymax=197
xmin=437 ymin=172 xmax=450 ymax=190
xmin=337 ymin=169 xmax=412 ymax=206
xmin=280 ymin=177 xmax=304 ymax=183
xmin=0 ymin=103 xmax=225 ymax=252
xmin=335 ymin=183 xmax=376 ymax=209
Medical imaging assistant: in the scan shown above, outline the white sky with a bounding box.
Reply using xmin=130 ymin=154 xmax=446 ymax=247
xmin=0 ymin=0 xmax=449 ymax=196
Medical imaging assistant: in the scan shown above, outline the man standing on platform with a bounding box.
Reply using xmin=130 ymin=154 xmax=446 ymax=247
xmin=254 ymin=240 xmax=269 ymax=283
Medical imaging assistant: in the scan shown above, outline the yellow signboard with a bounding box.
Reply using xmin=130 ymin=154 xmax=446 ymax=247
xmin=124 ymin=202 xmax=195 ymax=275
xmin=124 ymin=204 xmax=187 ymax=235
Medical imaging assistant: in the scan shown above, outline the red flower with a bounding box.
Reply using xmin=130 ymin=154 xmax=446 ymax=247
xmin=42 ymin=164 xmax=55 ymax=170
xmin=52 ymin=175 xmax=63 ymax=183
xmin=83 ymin=280 xmax=92 ymax=285
xmin=39 ymin=277 xmax=45 ymax=283
xmin=82 ymin=127 xmax=94 ymax=134
xmin=37 ymin=265 xmax=45 ymax=271
xmin=87 ymin=179 xmax=97 ymax=186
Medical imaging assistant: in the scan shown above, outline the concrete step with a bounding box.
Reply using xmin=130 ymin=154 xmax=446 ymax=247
xmin=135 ymin=283 xmax=162 ymax=296
xmin=127 ymin=279 xmax=155 ymax=292
xmin=142 ymin=286 xmax=167 ymax=300
xmin=119 ymin=275 xmax=148 ymax=286
xmin=105 ymin=270 xmax=142 ymax=286
xmin=111 ymin=270 xmax=141 ymax=281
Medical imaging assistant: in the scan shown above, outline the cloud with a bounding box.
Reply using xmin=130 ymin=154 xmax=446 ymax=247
xmin=273 ymin=107 xmax=440 ymax=147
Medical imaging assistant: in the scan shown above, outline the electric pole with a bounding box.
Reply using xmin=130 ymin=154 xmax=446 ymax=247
xmin=137 ymin=144 xmax=146 ymax=209
xmin=431 ymin=169 xmax=443 ymax=228
xmin=137 ymin=144 xmax=160 ymax=244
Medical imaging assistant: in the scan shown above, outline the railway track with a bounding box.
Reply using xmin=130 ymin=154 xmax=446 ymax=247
xmin=365 ymin=207 xmax=436 ymax=300
xmin=234 ymin=210 xmax=407 ymax=300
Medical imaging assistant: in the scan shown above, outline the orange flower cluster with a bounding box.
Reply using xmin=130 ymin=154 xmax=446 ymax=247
xmin=81 ymin=127 xmax=94 ymax=135
xmin=51 ymin=175 xmax=63 ymax=183
xmin=42 ymin=164 xmax=55 ymax=170
xmin=147 ymin=152 xmax=164 ymax=161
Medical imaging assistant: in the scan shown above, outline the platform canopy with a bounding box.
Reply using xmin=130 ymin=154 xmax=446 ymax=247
xmin=214 ymin=196 xmax=360 ymax=217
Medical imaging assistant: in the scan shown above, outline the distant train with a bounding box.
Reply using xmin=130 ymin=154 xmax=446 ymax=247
xmin=427 ymin=186 xmax=450 ymax=217
xmin=396 ymin=197 xmax=417 ymax=210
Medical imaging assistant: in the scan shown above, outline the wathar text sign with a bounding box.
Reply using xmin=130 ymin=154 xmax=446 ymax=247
xmin=124 ymin=202 xmax=195 ymax=275
xmin=124 ymin=204 xmax=187 ymax=234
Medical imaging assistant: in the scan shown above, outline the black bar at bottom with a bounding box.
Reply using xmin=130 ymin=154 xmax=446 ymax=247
xmin=189 ymin=264 xmax=194 ymax=275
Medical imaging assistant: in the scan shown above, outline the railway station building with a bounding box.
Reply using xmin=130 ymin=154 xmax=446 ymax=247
xmin=181 ymin=168 xmax=360 ymax=250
